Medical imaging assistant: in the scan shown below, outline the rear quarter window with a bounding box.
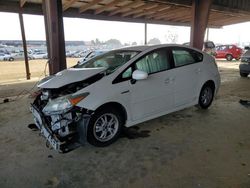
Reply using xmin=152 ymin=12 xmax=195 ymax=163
xmin=172 ymin=48 xmax=203 ymax=67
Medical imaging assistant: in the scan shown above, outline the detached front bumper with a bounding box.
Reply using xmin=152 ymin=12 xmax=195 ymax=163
xmin=30 ymin=104 xmax=91 ymax=153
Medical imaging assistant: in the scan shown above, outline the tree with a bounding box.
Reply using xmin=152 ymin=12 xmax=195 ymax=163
xmin=132 ymin=41 xmax=137 ymax=46
xmin=164 ymin=29 xmax=178 ymax=44
xmin=148 ymin=38 xmax=161 ymax=45
xmin=105 ymin=39 xmax=122 ymax=48
xmin=95 ymin=38 xmax=101 ymax=45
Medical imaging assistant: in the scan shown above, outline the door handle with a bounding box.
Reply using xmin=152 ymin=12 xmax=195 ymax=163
xmin=165 ymin=77 xmax=175 ymax=84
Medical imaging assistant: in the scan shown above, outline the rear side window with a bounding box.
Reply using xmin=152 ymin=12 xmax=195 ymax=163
xmin=172 ymin=49 xmax=203 ymax=67
xmin=135 ymin=50 xmax=170 ymax=74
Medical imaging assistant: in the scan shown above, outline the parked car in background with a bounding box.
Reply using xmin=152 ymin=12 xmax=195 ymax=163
xmin=72 ymin=51 xmax=86 ymax=58
xmin=4 ymin=52 xmax=34 ymax=61
xmin=30 ymin=44 xmax=220 ymax=152
xmin=66 ymin=51 xmax=76 ymax=57
xmin=215 ymin=44 xmax=243 ymax=61
xmin=0 ymin=53 xmax=5 ymax=61
xmin=77 ymin=50 xmax=108 ymax=65
xmin=183 ymin=41 xmax=216 ymax=56
xmin=239 ymin=47 xmax=250 ymax=77
xmin=32 ymin=52 xmax=47 ymax=59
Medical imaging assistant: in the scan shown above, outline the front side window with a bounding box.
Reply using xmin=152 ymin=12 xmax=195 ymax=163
xmin=172 ymin=49 xmax=203 ymax=67
xmin=135 ymin=50 xmax=170 ymax=74
xmin=75 ymin=50 xmax=139 ymax=74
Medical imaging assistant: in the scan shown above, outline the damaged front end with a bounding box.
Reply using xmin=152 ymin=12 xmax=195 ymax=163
xmin=30 ymin=92 xmax=92 ymax=153
xmin=30 ymin=70 xmax=104 ymax=153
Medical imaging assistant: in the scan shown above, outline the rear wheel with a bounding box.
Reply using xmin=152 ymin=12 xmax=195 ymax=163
xmin=9 ymin=57 xmax=14 ymax=61
xmin=240 ymin=72 xmax=248 ymax=77
xmin=87 ymin=108 xmax=123 ymax=147
xmin=198 ymin=84 xmax=214 ymax=109
xmin=226 ymin=54 xmax=233 ymax=61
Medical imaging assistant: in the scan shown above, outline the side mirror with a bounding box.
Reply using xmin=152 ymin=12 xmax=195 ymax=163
xmin=132 ymin=70 xmax=148 ymax=80
xmin=244 ymin=46 xmax=250 ymax=50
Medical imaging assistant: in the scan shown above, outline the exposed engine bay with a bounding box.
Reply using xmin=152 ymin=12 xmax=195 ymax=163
xmin=30 ymin=72 xmax=104 ymax=153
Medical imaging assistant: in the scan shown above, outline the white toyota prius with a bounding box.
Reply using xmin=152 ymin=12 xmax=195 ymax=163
xmin=30 ymin=44 xmax=220 ymax=152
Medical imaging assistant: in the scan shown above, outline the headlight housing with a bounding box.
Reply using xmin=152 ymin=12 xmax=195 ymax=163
xmin=43 ymin=93 xmax=89 ymax=115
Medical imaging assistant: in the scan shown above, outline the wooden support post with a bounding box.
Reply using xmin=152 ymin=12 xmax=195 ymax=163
xmin=18 ymin=12 xmax=30 ymax=80
xmin=190 ymin=0 xmax=213 ymax=50
xmin=42 ymin=0 xmax=66 ymax=75
xmin=144 ymin=23 xmax=147 ymax=45
xmin=206 ymin=28 xmax=209 ymax=41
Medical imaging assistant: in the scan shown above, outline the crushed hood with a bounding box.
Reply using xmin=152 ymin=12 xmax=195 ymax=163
xmin=38 ymin=67 xmax=106 ymax=89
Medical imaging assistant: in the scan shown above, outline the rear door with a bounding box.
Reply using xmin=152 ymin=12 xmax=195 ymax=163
xmin=169 ymin=47 xmax=203 ymax=107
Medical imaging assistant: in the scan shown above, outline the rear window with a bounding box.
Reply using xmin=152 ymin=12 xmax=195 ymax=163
xmin=172 ymin=49 xmax=203 ymax=67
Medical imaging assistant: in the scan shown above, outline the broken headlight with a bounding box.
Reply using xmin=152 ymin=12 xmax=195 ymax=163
xmin=42 ymin=93 xmax=89 ymax=115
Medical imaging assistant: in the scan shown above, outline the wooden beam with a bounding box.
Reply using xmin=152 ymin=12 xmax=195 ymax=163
xmin=133 ymin=6 xmax=170 ymax=18
xmin=18 ymin=12 xmax=31 ymax=80
xmin=152 ymin=8 xmax=185 ymax=20
xmin=190 ymin=0 xmax=213 ymax=50
xmin=163 ymin=10 xmax=191 ymax=21
xmin=94 ymin=0 xmax=122 ymax=15
xmin=109 ymin=0 xmax=144 ymax=16
xmin=43 ymin=0 xmax=67 ymax=75
xmin=63 ymin=0 xmax=78 ymax=11
xmin=20 ymin=0 xmax=27 ymax=7
xmin=166 ymin=15 xmax=191 ymax=23
xmin=79 ymin=0 xmax=103 ymax=13
xmin=146 ymin=6 xmax=180 ymax=19
xmin=121 ymin=3 xmax=158 ymax=17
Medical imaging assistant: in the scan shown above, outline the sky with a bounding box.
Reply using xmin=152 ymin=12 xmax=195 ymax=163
xmin=0 ymin=12 xmax=250 ymax=46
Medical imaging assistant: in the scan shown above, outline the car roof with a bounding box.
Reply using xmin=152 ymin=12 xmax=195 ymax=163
xmin=118 ymin=44 xmax=202 ymax=53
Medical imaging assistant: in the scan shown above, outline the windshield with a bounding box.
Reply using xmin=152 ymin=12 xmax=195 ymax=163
xmin=75 ymin=50 xmax=139 ymax=74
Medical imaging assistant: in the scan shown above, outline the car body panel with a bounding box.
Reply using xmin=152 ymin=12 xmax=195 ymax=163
xmin=240 ymin=50 xmax=250 ymax=74
xmin=38 ymin=67 xmax=106 ymax=89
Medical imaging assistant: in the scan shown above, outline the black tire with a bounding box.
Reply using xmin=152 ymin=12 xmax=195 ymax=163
xmin=198 ymin=83 xmax=214 ymax=109
xmin=240 ymin=72 xmax=248 ymax=77
xmin=9 ymin=57 xmax=14 ymax=61
xmin=87 ymin=108 xmax=124 ymax=147
xmin=226 ymin=54 xmax=233 ymax=61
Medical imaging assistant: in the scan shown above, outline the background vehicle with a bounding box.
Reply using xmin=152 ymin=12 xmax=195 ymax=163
xmin=183 ymin=41 xmax=216 ymax=56
xmin=0 ymin=53 xmax=5 ymax=61
xmin=4 ymin=52 xmax=34 ymax=61
xmin=77 ymin=50 xmax=108 ymax=65
xmin=215 ymin=44 xmax=243 ymax=61
xmin=31 ymin=45 xmax=220 ymax=152
xmin=239 ymin=47 xmax=250 ymax=77
xmin=32 ymin=52 xmax=47 ymax=59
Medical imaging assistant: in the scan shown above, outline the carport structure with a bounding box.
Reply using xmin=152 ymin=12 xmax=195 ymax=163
xmin=1 ymin=0 xmax=250 ymax=76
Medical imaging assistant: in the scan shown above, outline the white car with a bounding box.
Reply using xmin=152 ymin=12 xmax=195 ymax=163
xmin=30 ymin=44 xmax=220 ymax=152
xmin=0 ymin=53 xmax=5 ymax=61
xmin=32 ymin=52 xmax=47 ymax=59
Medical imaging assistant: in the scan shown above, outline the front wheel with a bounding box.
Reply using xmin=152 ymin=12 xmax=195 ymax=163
xmin=9 ymin=57 xmax=14 ymax=61
xmin=240 ymin=72 xmax=248 ymax=77
xmin=226 ymin=54 xmax=233 ymax=61
xmin=87 ymin=108 xmax=123 ymax=147
xmin=198 ymin=84 xmax=214 ymax=109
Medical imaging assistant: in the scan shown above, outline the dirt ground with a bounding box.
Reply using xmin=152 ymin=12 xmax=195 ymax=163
xmin=0 ymin=60 xmax=250 ymax=188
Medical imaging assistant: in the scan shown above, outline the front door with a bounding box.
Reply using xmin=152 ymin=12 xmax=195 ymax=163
xmin=129 ymin=49 xmax=175 ymax=121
